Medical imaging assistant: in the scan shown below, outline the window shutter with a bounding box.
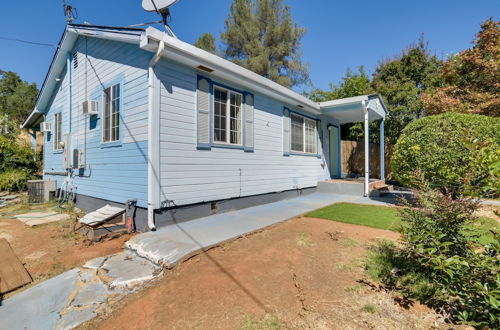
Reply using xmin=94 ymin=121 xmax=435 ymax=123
xmin=317 ymin=119 xmax=322 ymax=158
xmin=283 ymin=108 xmax=290 ymax=156
xmin=244 ymin=93 xmax=254 ymax=152
xmin=197 ymin=77 xmax=211 ymax=149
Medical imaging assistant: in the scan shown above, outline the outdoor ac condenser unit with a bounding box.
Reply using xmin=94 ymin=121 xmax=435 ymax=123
xmin=27 ymin=180 xmax=56 ymax=203
xmin=40 ymin=122 xmax=51 ymax=132
xmin=82 ymin=100 xmax=98 ymax=116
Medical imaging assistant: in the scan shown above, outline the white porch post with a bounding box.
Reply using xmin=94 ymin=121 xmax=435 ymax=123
xmin=379 ymin=119 xmax=385 ymax=181
xmin=363 ymin=102 xmax=370 ymax=197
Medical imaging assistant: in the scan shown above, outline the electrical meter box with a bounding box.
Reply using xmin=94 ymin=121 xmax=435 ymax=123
xmin=62 ymin=133 xmax=72 ymax=169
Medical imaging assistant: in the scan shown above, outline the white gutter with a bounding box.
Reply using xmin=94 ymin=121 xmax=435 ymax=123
xmin=146 ymin=35 xmax=165 ymax=231
xmin=141 ymin=27 xmax=320 ymax=114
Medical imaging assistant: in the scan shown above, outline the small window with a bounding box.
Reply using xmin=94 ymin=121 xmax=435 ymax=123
xmin=73 ymin=51 xmax=78 ymax=69
xmin=102 ymin=84 xmax=120 ymax=143
xmin=290 ymin=113 xmax=317 ymax=154
xmin=54 ymin=113 xmax=62 ymax=150
xmin=213 ymin=86 xmax=242 ymax=145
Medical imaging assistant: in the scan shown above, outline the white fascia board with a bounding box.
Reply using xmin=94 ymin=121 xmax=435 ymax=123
xmin=319 ymin=95 xmax=369 ymax=109
xmin=22 ymin=26 xmax=143 ymax=128
xmin=142 ymin=27 xmax=321 ymax=115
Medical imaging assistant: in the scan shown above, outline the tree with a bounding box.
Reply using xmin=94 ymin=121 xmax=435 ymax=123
xmin=307 ymin=66 xmax=377 ymax=141
xmin=372 ymin=37 xmax=444 ymax=145
xmin=308 ymin=66 xmax=373 ymax=102
xmin=220 ymin=0 xmax=309 ymax=88
xmin=194 ymin=33 xmax=217 ymax=55
xmin=422 ymin=18 xmax=500 ymax=117
xmin=0 ymin=70 xmax=38 ymax=125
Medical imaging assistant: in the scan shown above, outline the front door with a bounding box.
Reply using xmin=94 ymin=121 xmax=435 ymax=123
xmin=329 ymin=125 xmax=340 ymax=178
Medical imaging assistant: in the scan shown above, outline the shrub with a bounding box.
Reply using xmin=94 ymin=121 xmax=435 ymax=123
xmin=0 ymin=169 xmax=34 ymax=192
xmin=365 ymin=181 xmax=500 ymax=328
xmin=0 ymin=135 xmax=37 ymax=191
xmin=391 ymin=113 xmax=500 ymax=197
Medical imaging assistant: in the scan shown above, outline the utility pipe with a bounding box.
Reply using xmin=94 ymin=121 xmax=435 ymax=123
xmin=147 ymin=37 xmax=165 ymax=231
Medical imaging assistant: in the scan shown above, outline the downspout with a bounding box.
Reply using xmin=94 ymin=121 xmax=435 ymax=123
xmin=147 ymin=37 xmax=165 ymax=231
xmin=362 ymin=100 xmax=370 ymax=197
xmin=66 ymin=52 xmax=73 ymax=182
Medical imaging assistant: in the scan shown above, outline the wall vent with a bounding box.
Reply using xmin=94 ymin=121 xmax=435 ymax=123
xmin=197 ymin=65 xmax=214 ymax=73
xmin=73 ymin=51 xmax=78 ymax=69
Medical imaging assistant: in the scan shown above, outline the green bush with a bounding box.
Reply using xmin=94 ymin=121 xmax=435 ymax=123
xmin=0 ymin=135 xmax=37 ymax=191
xmin=0 ymin=169 xmax=34 ymax=191
xmin=391 ymin=113 xmax=500 ymax=197
xmin=365 ymin=181 xmax=500 ymax=328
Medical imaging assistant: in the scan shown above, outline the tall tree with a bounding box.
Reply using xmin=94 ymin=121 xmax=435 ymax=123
xmin=422 ymin=18 xmax=500 ymax=117
xmin=0 ymin=70 xmax=38 ymax=124
xmin=194 ymin=33 xmax=217 ymax=55
xmin=372 ymin=37 xmax=443 ymax=145
xmin=220 ymin=0 xmax=309 ymax=88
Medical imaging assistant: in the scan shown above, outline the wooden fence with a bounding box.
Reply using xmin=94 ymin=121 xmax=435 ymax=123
xmin=341 ymin=140 xmax=391 ymax=179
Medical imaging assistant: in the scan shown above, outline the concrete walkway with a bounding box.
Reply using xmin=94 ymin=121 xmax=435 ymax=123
xmin=126 ymin=193 xmax=390 ymax=267
xmin=0 ymin=192 xmax=391 ymax=330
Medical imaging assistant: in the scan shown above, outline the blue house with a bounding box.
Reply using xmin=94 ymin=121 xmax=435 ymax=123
xmin=22 ymin=24 xmax=387 ymax=231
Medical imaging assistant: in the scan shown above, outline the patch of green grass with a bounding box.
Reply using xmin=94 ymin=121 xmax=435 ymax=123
xmin=307 ymin=203 xmax=499 ymax=243
xmin=361 ymin=304 xmax=377 ymax=314
xmin=239 ymin=314 xmax=283 ymax=330
xmin=297 ymin=231 xmax=315 ymax=247
xmin=465 ymin=217 xmax=500 ymax=245
xmin=341 ymin=237 xmax=359 ymax=248
xmin=306 ymin=203 xmax=401 ymax=231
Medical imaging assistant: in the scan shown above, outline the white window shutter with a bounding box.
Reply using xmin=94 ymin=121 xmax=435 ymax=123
xmin=283 ymin=108 xmax=290 ymax=156
xmin=197 ymin=77 xmax=211 ymax=149
xmin=244 ymin=93 xmax=254 ymax=152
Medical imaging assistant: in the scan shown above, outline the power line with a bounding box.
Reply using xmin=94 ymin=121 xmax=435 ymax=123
xmin=0 ymin=36 xmax=58 ymax=48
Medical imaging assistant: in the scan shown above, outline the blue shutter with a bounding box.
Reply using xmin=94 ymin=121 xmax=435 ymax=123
xmin=316 ymin=119 xmax=322 ymax=158
xmin=243 ymin=93 xmax=254 ymax=152
xmin=197 ymin=76 xmax=211 ymax=150
xmin=283 ymin=108 xmax=290 ymax=156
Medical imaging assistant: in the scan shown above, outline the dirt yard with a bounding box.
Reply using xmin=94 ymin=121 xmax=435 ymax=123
xmin=81 ymin=216 xmax=459 ymax=330
xmin=0 ymin=206 xmax=131 ymax=297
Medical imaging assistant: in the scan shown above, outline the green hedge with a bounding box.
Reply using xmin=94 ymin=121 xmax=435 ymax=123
xmin=392 ymin=113 xmax=500 ymax=195
xmin=0 ymin=135 xmax=37 ymax=192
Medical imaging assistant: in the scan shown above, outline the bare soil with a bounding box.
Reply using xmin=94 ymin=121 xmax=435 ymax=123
xmin=0 ymin=208 xmax=131 ymax=297
xmin=82 ymin=216 xmax=461 ymax=330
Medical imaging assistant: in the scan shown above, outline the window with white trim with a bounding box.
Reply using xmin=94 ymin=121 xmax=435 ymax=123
xmin=54 ymin=112 xmax=62 ymax=150
xmin=213 ymin=86 xmax=242 ymax=145
xmin=291 ymin=113 xmax=317 ymax=154
xmin=102 ymin=84 xmax=120 ymax=143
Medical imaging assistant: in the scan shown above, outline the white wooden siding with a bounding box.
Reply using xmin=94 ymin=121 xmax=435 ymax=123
xmin=157 ymin=59 xmax=332 ymax=206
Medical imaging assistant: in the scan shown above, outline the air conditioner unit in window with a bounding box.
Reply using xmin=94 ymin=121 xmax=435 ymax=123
xmin=40 ymin=122 xmax=51 ymax=132
xmin=82 ymin=100 xmax=98 ymax=116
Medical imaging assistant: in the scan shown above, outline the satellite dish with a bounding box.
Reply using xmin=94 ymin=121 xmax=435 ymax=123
xmin=142 ymin=0 xmax=178 ymax=12
xmin=141 ymin=0 xmax=179 ymax=38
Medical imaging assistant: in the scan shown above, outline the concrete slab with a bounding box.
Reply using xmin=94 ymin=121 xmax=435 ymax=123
xmin=15 ymin=211 xmax=69 ymax=227
xmin=71 ymin=282 xmax=109 ymax=307
xmin=101 ymin=253 xmax=162 ymax=288
xmin=55 ymin=306 xmax=96 ymax=330
xmin=83 ymin=256 xmax=108 ymax=270
xmin=126 ymin=192 xmax=393 ymax=269
xmin=0 ymin=268 xmax=80 ymax=330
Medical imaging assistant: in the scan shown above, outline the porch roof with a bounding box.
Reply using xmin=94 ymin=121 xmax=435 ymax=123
xmin=319 ymin=94 xmax=387 ymax=124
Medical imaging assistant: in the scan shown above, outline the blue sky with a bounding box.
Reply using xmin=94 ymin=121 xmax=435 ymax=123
xmin=0 ymin=0 xmax=498 ymax=92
